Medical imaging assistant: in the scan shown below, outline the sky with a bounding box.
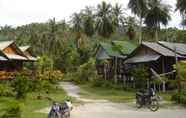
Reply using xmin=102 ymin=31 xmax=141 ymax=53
xmin=0 ymin=0 xmax=181 ymax=28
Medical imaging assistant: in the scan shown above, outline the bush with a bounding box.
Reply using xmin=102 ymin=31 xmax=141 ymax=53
xmin=75 ymin=58 xmax=99 ymax=83
xmin=91 ymin=78 xmax=104 ymax=87
xmin=37 ymin=70 xmax=64 ymax=83
xmin=172 ymin=91 xmax=186 ymax=105
xmin=130 ymin=67 xmax=149 ymax=89
xmin=2 ymin=102 xmax=21 ymax=118
xmin=0 ymin=84 xmax=14 ymax=97
xmin=40 ymin=80 xmax=54 ymax=91
xmin=11 ymin=74 xmax=30 ymax=99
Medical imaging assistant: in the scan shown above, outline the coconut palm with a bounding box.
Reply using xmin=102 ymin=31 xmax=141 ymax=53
xmin=176 ymin=0 xmax=186 ymax=16
xmin=125 ymin=17 xmax=138 ymax=40
xmin=96 ymin=1 xmax=114 ymax=38
xmin=176 ymin=0 xmax=186 ymax=29
xmin=144 ymin=0 xmax=171 ymax=41
xmin=128 ymin=0 xmax=148 ymax=43
xmin=71 ymin=13 xmax=84 ymax=48
xmin=81 ymin=6 xmax=95 ymax=37
xmin=112 ymin=3 xmax=125 ymax=28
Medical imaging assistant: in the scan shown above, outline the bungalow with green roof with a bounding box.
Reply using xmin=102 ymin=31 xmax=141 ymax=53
xmin=96 ymin=40 xmax=137 ymax=81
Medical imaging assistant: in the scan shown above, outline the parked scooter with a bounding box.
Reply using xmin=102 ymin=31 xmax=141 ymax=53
xmin=48 ymin=100 xmax=73 ymax=118
xmin=136 ymin=88 xmax=159 ymax=111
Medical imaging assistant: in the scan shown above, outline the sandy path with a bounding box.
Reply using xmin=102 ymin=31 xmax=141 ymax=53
xmin=38 ymin=82 xmax=186 ymax=118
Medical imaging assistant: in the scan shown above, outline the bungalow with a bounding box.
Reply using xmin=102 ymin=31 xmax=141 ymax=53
xmin=96 ymin=41 xmax=137 ymax=82
xmin=0 ymin=41 xmax=37 ymax=80
xmin=125 ymin=41 xmax=186 ymax=91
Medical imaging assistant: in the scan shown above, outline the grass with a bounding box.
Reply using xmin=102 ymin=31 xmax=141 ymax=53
xmin=78 ymin=84 xmax=135 ymax=103
xmin=78 ymin=83 xmax=176 ymax=103
xmin=0 ymin=87 xmax=69 ymax=118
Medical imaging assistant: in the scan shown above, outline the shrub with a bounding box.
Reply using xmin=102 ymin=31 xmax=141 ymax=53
xmin=130 ymin=67 xmax=149 ymax=89
xmin=11 ymin=74 xmax=30 ymax=99
xmin=40 ymin=80 xmax=54 ymax=91
xmin=2 ymin=102 xmax=21 ymax=118
xmin=0 ymin=84 xmax=14 ymax=97
xmin=172 ymin=91 xmax=186 ymax=105
xmin=27 ymin=79 xmax=43 ymax=92
xmin=91 ymin=78 xmax=104 ymax=87
xmin=37 ymin=70 xmax=64 ymax=83
xmin=74 ymin=58 xmax=100 ymax=83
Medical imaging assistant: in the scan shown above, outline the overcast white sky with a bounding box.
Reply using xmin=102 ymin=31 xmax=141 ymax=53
xmin=0 ymin=0 xmax=181 ymax=27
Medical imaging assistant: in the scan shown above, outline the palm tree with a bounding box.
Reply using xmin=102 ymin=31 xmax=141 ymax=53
xmin=176 ymin=0 xmax=186 ymax=29
xmin=128 ymin=0 xmax=148 ymax=43
xmin=144 ymin=0 xmax=171 ymax=41
xmin=71 ymin=13 xmax=84 ymax=48
xmin=125 ymin=17 xmax=138 ymax=40
xmin=81 ymin=6 xmax=95 ymax=37
xmin=112 ymin=3 xmax=125 ymax=28
xmin=96 ymin=1 xmax=114 ymax=38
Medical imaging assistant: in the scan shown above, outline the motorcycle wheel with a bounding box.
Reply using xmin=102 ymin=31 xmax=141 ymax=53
xmin=149 ymin=99 xmax=159 ymax=112
xmin=136 ymin=98 xmax=143 ymax=108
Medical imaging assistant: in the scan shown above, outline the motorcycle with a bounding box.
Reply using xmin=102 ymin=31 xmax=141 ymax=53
xmin=136 ymin=88 xmax=160 ymax=111
xmin=48 ymin=101 xmax=72 ymax=118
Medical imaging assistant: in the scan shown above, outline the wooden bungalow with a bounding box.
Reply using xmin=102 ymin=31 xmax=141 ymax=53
xmin=125 ymin=41 xmax=186 ymax=91
xmin=0 ymin=41 xmax=37 ymax=80
xmin=96 ymin=41 xmax=137 ymax=82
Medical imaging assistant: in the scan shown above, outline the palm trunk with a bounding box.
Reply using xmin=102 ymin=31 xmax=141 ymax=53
xmin=139 ymin=15 xmax=142 ymax=44
xmin=155 ymin=28 xmax=158 ymax=42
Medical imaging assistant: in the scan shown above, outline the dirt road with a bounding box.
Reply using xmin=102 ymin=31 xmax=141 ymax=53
xmin=38 ymin=82 xmax=186 ymax=118
xmin=61 ymin=82 xmax=186 ymax=118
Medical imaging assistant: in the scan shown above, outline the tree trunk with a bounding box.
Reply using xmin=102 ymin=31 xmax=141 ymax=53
xmin=114 ymin=58 xmax=118 ymax=84
xmin=139 ymin=16 xmax=142 ymax=44
xmin=155 ymin=28 xmax=158 ymax=42
xmin=104 ymin=64 xmax=107 ymax=80
xmin=162 ymin=81 xmax=166 ymax=93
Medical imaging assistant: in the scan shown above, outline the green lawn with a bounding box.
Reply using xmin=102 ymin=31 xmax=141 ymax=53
xmin=79 ymin=84 xmax=135 ymax=102
xmin=78 ymin=84 xmax=175 ymax=103
xmin=0 ymin=87 xmax=68 ymax=118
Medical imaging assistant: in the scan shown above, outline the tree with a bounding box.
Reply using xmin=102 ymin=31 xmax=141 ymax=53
xmin=128 ymin=0 xmax=148 ymax=43
xmin=125 ymin=16 xmax=138 ymax=40
xmin=144 ymin=0 xmax=171 ymax=41
xmin=71 ymin=13 xmax=84 ymax=48
xmin=96 ymin=1 xmax=114 ymax=38
xmin=174 ymin=61 xmax=186 ymax=93
xmin=112 ymin=3 xmax=125 ymax=29
xmin=12 ymin=75 xmax=30 ymax=99
xmin=176 ymin=0 xmax=186 ymax=29
xmin=81 ymin=6 xmax=95 ymax=37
